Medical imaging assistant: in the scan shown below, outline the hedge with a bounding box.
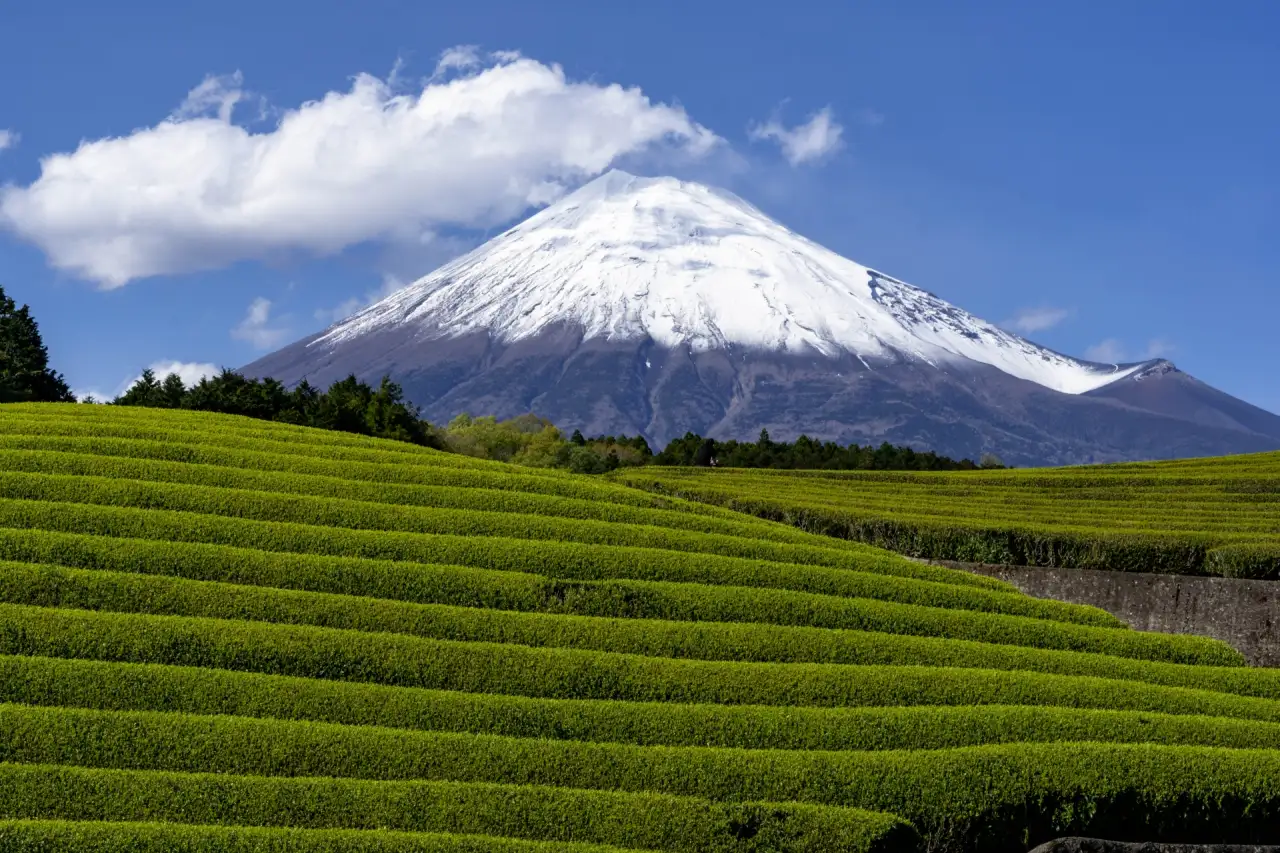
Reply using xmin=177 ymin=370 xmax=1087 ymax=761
xmin=0 ymin=821 xmax=652 ymax=853
xmin=619 ymin=478 xmax=1221 ymax=572
xmin=0 ymin=606 xmax=1276 ymax=716
xmin=0 ymin=470 xmax=980 ymax=587
xmin=0 ymin=404 xmax=465 ymax=453
xmin=0 ymin=501 xmax=1117 ymax=624
xmin=0 ymin=529 xmax=1068 ymax=639
xmin=0 ymin=561 xmax=1238 ymax=665
xmin=0 ymin=433 xmax=701 ymax=511
xmin=3 ymin=699 xmax=1280 ymax=793
xmin=4 ymin=716 xmax=1280 ymax=852
xmin=5 ymin=656 xmax=1280 ymax=752
xmin=0 ymin=449 xmax=906 ymax=555
xmin=0 ymin=413 xmax=495 ymax=471
xmin=0 ymin=763 xmax=910 ymax=853
xmin=1206 ymin=543 xmax=1280 ymax=580
xmin=613 ymin=470 xmax=1280 ymax=578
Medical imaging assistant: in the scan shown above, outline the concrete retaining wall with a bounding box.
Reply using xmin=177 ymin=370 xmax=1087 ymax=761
xmin=924 ymin=560 xmax=1280 ymax=667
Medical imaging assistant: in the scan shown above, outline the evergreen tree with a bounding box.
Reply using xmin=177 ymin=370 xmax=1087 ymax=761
xmin=114 ymin=369 xmax=164 ymax=407
xmin=0 ymin=286 xmax=75 ymax=403
xmin=364 ymin=376 xmax=429 ymax=445
xmin=653 ymin=430 xmax=982 ymax=471
xmin=693 ymin=437 xmax=717 ymax=467
xmin=159 ymin=373 xmax=187 ymax=408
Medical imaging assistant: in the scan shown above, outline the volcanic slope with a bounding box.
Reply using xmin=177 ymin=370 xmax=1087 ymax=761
xmin=242 ymin=171 xmax=1280 ymax=465
xmin=1 ymin=404 xmax=1280 ymax=852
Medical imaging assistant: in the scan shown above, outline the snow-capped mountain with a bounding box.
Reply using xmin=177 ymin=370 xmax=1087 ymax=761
xmin=318 ymin=170 xmax=1144 ymax=396
xmin=244 ymin=171 xmax=1280 ymax=465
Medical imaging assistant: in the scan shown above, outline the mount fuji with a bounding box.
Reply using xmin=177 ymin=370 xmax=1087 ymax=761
xmin=243 ymin=171 xmax=1280 ymax=465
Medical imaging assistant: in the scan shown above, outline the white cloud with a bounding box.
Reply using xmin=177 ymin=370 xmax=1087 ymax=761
xmin=0 ymin=130 xmax=17 ymax=152
xmin=1084 ymin=338 xmax=1127 ymax=363
xmin=0 ymin=49 xmax=718 ymax=288
xmin=316 ymin=274 xmax=409 ymax=326
xmin=171 ymin=72 xmax=246 ymax=122
xmin=137 ymin=359 xmax=221 ymax=387
xmin=1084 ymin=337 xmax=1175 ymax=364
xmin=1004 ymin=306 xmax=1072 ymax=335
xmin=433 ymin=45 xmax=483 ymax=77
xmin=749 ymin=107 xmax=843 ymax=166
xmin=232 ymin=297 xmax=291 ymax=350
xmin=75 ymin=359 xmax=220 ymax=402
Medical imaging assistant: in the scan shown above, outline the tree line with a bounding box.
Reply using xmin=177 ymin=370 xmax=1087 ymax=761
xmin=115 ymin=368 xmax=442 ymax=449
xmin=655 ymin=430 xmax=1002 ymax=470
xmin=0 ymin=283 xmax=1001 ymax=471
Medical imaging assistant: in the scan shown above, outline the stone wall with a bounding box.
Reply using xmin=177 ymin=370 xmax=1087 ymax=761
xmin=924 ymin=560 xmax=1280 ymax=667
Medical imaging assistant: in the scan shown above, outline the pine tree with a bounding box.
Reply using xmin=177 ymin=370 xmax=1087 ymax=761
xmin=693 ymin=437 xmax=717 ymax=467
xmin=159 ymin=373 xmax=187 ymax=408
xmin=114 ymin=369 xmax=163 ymax=406
xmin=0 ymin=286 xmax=75 ymax=403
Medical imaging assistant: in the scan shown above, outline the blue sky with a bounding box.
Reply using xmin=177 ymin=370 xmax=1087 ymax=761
xmin=1 ymin=0 xmax=1276 ymax=412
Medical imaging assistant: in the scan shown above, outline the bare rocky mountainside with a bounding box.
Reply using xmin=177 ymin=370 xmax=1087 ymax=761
xmin=243 ymin=171 xmax=1280 ymax=466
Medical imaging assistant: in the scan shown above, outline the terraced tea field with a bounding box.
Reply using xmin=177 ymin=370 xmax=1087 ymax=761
xmin=613 ymin=453 xmax=1280 ymax=578
xmin=1 ymin=404 xmax=1280 ymax=852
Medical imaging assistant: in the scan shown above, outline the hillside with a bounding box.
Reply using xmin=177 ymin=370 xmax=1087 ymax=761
xmin=0 ymin=404 xmax=1279 ymax=851
xmin=242 ymin=172 xmax=1280 ymax=466
xmin=610 ymin=452 xmax=1280 ymax=577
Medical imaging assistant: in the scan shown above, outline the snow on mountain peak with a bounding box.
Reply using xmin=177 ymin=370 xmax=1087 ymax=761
xmin=317 ymin=169 xmax=1144 ymax=395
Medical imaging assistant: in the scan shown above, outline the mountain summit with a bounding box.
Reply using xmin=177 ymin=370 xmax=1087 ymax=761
xmin=244 ymin=171 xmax=1280 ymax=465
xmin=317 ymin=170 xmax=1145 ymax=395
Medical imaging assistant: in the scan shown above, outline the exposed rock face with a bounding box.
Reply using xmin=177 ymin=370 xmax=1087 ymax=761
xmin=242 ymin=171 xmax=1280 ymax=465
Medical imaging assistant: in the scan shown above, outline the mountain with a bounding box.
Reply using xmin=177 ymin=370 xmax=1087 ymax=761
xmin=242 ymin=170 xmax=1280 ymax=465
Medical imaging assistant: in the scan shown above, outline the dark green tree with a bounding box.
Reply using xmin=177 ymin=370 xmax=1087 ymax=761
xmin=693 ymin=437 xmax=717 ymax=467
xmin=159 ymin=373 xmax=187 ymax=408
xmin=113 ymin=369 xmax=164 ymax=407
xmin=0 ymin=286 xmax=75 ymax=403
xmin=364 ymin=376 xmax=431 ymax=445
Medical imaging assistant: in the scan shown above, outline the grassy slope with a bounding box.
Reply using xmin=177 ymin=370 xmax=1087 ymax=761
xmin=610 ymin=454 xmax=1280 ymax=577
xmin=0 ymin=403 xmax=1277 ymax=853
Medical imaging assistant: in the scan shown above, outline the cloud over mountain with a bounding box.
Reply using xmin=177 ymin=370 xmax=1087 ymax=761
xmin=749 ymin=107 xmax=843 ymax=165
xmin=0 ymin=49 xmax=718 ymax=287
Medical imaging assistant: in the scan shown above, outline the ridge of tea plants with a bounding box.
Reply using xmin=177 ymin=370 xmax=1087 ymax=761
xmin=610 ymin=454 xmax=1280 ymax=579
xmin=1 ymin=403 xmax=1279 ymax=853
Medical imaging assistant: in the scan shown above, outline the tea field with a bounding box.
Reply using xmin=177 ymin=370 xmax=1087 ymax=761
xmin=0 ymin=404 xmax=1279 ymax=852
xmin=612 ymin=453 xmax=1280 ymax=578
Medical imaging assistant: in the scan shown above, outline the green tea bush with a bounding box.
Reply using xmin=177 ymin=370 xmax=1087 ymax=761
xmin=0 ymin=821 xmax=650 ymax=853
xmin=0 ymin=501 xmax=1115 ymax=623
xmin=0 ymin=469 xmax=980 ymax=586
xmin=4 ymin=656 xmax=1279 ymax=752
xmin=0 ymin=763 xmax=911 ymax=853
xmin=0 ymin=561 xmax=1236 ymax=665
xmin=0 ymin=606 xmax=1272 ymax=715
xmin=0 ymin=405 xmax=1275 ymax=853
xmin=612 ymin=466 xmax=1280 ymax=576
